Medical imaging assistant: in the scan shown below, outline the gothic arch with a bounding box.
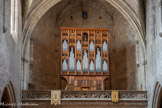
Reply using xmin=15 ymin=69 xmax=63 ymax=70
xmin=152 ymin=82 xmax=162 ymax=108
xmin=1 ymin=87 xmax=11 ymax=108
xmin=0 ymin=82 xmax=17 ymax=108
xmin=22 ymin=0 xmax=146 ymax=54
xmin=22 ymin=0 xmax=146 ymax=90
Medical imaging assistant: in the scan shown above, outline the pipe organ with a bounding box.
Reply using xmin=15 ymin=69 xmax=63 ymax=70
xmin=61 ymin=27 xmax=109 ymax=90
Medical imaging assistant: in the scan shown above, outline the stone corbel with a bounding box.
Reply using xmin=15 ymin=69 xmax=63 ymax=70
xmin=3 ymin=27 xmax=7 ymax=33
xmin=21 ymin=57 xmax=29 ymax=63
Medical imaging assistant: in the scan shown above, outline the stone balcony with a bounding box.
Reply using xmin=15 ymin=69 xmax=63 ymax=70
xmin=22 ymin=90 xmax=148 ymax=108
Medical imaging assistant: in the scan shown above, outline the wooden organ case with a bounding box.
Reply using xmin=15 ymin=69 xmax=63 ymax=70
xmin=61 ymin=27 xmax=109 ymax=90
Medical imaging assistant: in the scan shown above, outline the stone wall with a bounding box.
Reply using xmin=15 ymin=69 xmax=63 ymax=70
xmin=0 ymin=0 xmax=22 ymax=105
xmin=146 ymin=0 xmax=162 ymax=107
xmin=112 ymin=12 xmax=137 ymax=90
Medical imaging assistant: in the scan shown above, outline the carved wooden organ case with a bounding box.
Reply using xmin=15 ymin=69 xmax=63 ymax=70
xmin=61 ymin=27 xmax=109 ymax=90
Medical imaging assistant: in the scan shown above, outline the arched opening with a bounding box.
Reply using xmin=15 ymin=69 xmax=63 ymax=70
xmin=157 ymin=87 xmax=162 ymax=108
xmin=0 ymin=87 xmax=11 ymax=108
xmin=152 ymin=82 xmax=162 ymax=108
xmin=22 ymin=0 xmax=146 ymax=91
xmin=0 ymin=82 xmax=17 ymax=108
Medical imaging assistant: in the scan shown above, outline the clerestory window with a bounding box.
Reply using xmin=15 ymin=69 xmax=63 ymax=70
xmin=11 ymin=0 xmax=18 ymax=41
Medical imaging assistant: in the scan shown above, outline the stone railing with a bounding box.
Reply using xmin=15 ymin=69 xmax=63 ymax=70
xmin=61 ymin=90 xmax=111 ymax=100
xmin=22 ymin=90 xmax=51 ymax=100
xmin=119 ymin=91 xmax=147 ymax=100
xmin=22 ymin=90 xmax=147 ymax=101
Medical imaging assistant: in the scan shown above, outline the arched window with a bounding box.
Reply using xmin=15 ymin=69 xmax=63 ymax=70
xmin=152 ymin=82 xmax=162 ymax=108
xmin=156 ymin=0 xmax=162 ymax=37
xmin=0 ymin=0 xmax=4 ymax=33
xmin=11 ymin=0 xmax=18 ymax=41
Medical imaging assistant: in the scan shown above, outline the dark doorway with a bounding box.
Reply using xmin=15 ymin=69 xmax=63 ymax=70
xmin=158 ymin=88 xmax=162 ymax=108
xmin=0 ymin=87 xmax=11 ymax=108
xmin=159 ymin=96 xmax=162 ymax=108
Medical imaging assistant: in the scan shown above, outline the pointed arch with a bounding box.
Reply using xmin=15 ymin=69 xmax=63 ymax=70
xmin=152 ymin=82 xmax=162 ymax=108
xmin=22 ymin=0 xmax=146 ymax=54
xmin=0 ymin=82 xmax=17 ymax=107
xmin=22 ymin=0 xmax=147 ymax=90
